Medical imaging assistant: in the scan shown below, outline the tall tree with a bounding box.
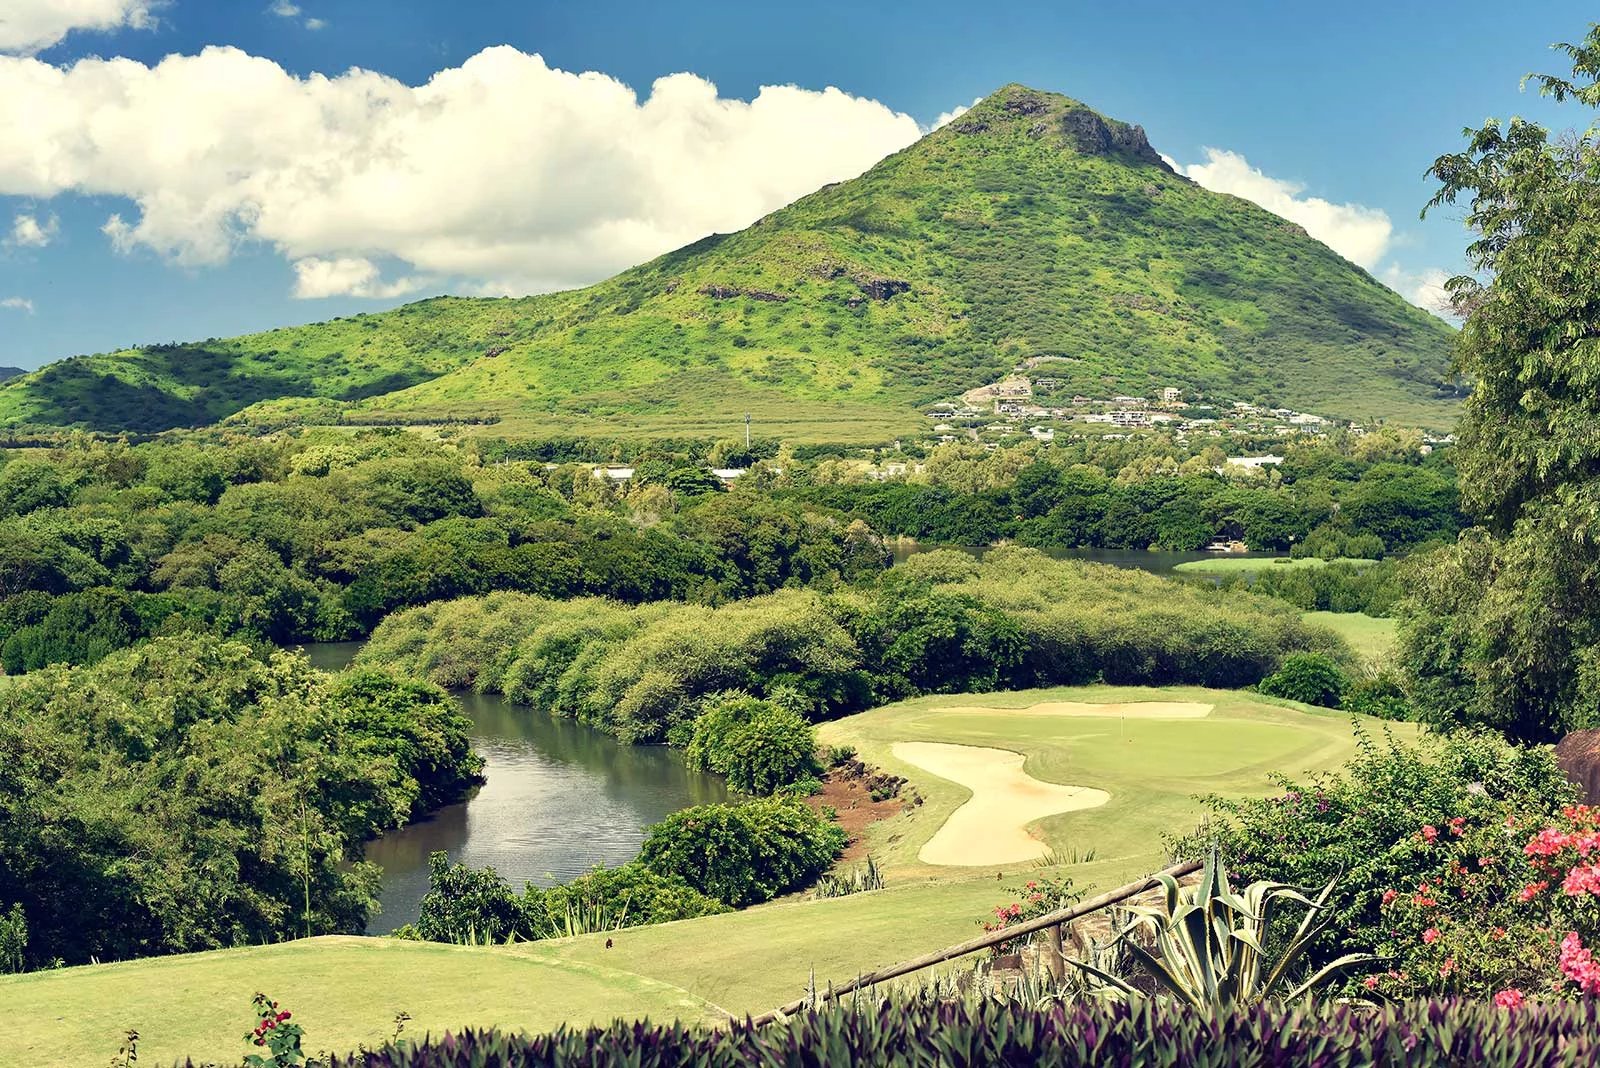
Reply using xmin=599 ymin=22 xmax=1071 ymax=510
xmin=1400 ymin=25 xmax=1600 ymax=740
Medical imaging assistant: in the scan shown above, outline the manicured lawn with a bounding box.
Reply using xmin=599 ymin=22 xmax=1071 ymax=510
xmin=1302 ymin=611 xmax=1399 ymax=662
xmin=817 ymin=685 xmax=1405 ymax=877
xmin=1172 ymin=556 xmax=1377 ymax=574
xmin=1 ymin=685 xmax=1405 ymax=1065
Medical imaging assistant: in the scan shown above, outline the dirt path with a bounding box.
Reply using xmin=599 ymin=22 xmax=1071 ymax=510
xmin=892 ymin=742 xmax=1110 ymax=866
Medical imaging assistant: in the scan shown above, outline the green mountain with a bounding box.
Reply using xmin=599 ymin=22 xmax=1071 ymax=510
xmin=0 ymin=85 xmax=1460 ymax=439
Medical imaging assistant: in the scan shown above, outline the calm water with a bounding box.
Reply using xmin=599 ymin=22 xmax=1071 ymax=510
xmin=299 ymin=642 xmax=728 ymax=933
xmin=299 ymin=543 xmax=1271 ymax=930
xmin=889 ymin=540 xmax=1288 ymax=577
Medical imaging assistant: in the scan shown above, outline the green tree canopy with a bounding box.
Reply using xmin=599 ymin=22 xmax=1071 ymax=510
xmin=1400 ymin=25 xmax=1600 ymax=740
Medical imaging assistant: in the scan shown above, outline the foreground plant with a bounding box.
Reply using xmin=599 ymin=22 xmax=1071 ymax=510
xmin=1070 ymin=850 xmax=1371 ymax=1009
xmin=243 ymin=993 xmax=305 ymax=1068
xmin=298 ymin=998 xmax=1600 ymax=1067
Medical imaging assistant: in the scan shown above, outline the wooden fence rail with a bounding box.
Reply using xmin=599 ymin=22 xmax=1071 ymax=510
xmin=750 ymin=858 xmax=1201 ymax=1025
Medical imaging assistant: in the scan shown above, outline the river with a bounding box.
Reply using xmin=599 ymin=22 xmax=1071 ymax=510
xmin=305 ymin=543 xmax=1272 ymax=931
xmin=300 ymin=642 xmax=728 ymax=933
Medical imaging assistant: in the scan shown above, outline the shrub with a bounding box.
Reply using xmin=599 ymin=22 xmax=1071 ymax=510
xmin=1175 ymin=728 xmax=1576 ymax=981
xmin=1367 ymin=804 xmax=1600 ymax=1002
xmin=1343 ymin=669 xmax=1414 ymax=720
xmin=640 ymin=798 xmax=847 ymax=907
xmin=309 ymin=998 xmax=1600 ymax=1067
xmin=1258 ymin=652 xmax=1347 ymax=707
xmin=412 ymin=852 xmax=534 ymax=945
xmin=540 ymin=863 xmax=729 ymax=932
xmin=979 ymin=874 xmax=1079 ymax=955
xmin=685 ymin=692 xmax=820 ymax=795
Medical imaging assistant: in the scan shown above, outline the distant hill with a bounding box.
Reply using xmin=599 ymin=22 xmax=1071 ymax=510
xmin=0 ymin=85 xmax=1460 ymax=439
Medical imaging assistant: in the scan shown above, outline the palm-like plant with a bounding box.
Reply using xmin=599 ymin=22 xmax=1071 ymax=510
xmin=1069 ymin=849 xmax=1371 ymax=1010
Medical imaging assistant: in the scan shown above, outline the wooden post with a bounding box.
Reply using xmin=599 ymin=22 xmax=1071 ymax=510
xmin=1044 ymin=922 xmax=1066 ymax=982
xmin=748 ymin=858 xmax=1199 ymax=1024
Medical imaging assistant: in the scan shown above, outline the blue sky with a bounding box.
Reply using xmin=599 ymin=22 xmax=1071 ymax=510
xmin=0 ymin=0 xmax=1594 ymax=369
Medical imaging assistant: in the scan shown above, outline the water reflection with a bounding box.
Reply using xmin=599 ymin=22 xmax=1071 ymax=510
xmin=362 ymin=690 xmax=728 ymax=933
xmin=296 ymin=641 xmax=727 ymax=934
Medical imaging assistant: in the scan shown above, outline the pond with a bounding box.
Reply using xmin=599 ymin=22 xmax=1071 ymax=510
xmin=888 ymin=541 xmax=1289 ymax=577
xmin=300 ymin=643 xmax=728 ymax=933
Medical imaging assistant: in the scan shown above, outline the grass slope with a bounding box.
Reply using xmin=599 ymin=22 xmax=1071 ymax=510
xmin=0 ymin=87 xmax=1458 ymax=438
xmin=1301 ymin=610 xmax=1398 ymax=662
xmin=1 ymin=685 xmax=1407 ymax=1065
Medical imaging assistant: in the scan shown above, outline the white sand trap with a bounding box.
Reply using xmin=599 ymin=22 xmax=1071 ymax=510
xmin=938 ymin=700 xmax=1214 ymax=720
xmin=892 ymin=742 xmax=1110 ymax=866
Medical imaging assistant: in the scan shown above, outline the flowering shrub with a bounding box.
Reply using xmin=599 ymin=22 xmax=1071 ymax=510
xmin=979 ymin=874 xmax=1079 ymax=954
xmin=1371 ymin=805 xmax=1600 ymax=1001
xmin=1175 ymin=727 xmax=1577 ymax=984
xmin=243 ymin=993 xmax=305 ymax=1068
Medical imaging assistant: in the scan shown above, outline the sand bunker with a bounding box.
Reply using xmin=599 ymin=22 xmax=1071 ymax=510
xmin=937 ymin=700 xmax=1213 ymax=720
xmin=892 ymin=742 xmax=1110 ymax=866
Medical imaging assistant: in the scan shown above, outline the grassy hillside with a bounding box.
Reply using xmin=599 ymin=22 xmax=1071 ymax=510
xmin=0 ymin=684 xmax=1405 ymax=1065
xmin=0 ymin=85 xmax=1459 ymax=438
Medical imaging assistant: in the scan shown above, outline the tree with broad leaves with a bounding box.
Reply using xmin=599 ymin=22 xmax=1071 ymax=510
xmin=1399 ymin=25 xmax=1600 ymax=741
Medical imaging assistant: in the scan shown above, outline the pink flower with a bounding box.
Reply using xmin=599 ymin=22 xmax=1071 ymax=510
xmin=1439 ymin=957 xmax=1456 ymax=978
xmin=1448 ymin=817 xmax=1466 ymax=836
xmin=1561 ymin=864 xmax=1600 ymax=897
xmin=1422 ymin=825 xmax=1439 ymax=844
xmin=1422 ymin=927 xmax=1440 ymax=944
xmin=1558 ymin=933 xmax=1600 ymax=995
xmin=1380 ymin=889 xmax=1397 ymax=906
xmin=1518 ymin=880 xmax=1550 ymax=902
xmin=1363 ymin=976 xmax=1379 ymax=990
xmin=1493 ymin=988 xmax=1524 ymax=1010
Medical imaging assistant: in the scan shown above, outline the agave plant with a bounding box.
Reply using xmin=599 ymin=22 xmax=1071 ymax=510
xmin=1068 ymin=848 xmax=1371 ymax=1010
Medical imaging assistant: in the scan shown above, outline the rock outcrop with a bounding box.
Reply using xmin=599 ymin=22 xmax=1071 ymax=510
xmin=1059 ymin=107 xmax=1171 ymax=171
xmin=1557 ymin=729 xmax=1600 ymax=804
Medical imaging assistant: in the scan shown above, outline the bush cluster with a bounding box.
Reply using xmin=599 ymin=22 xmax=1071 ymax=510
xmin=0 ymin=435 xmax=890 ymax=674
xmin=1175 ymin=728 xmax=1577 ymax=989
xmin=363 ymin=548 xmax=1339 ymax=748
xmin=300 ymin=997 xmax=1600 ymax=1067
xmin=408 ymin=855 xmax=730 ymax=945
xmin=684 ymin=692 xmax=820 ymax=795
xmin=640 ymin=798 xmax=847 ymax=908
xmin=0 ymin=637 xmax=482 ymax=969
xmin=409 ymin=796 xmax=844 ymax=943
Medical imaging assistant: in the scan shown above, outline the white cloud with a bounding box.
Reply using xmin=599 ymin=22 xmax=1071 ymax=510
xmin=0 ymin=296 xmax=33 ymax=313
xmin=7 ymin=212 xmax=57 ymax=247
xmin=0 ymin=46 xmax=921 ymax=297
xmin=268 ymin=1 xmax=301 ymax=15
xmin=304 ymin=17 xmax=326 ymax=30
xmin=1172 ymin=148 xmax=1393 ymax=269
xmin=0 ymin=0 xmax=157 ymax=55
xmin=292 ymin=256 xmax=423 ymax=299
xmin=1381 ymin=265 xmax=1457 ymax=319
xmin=932 ymin=97 xmax=982 ymax=131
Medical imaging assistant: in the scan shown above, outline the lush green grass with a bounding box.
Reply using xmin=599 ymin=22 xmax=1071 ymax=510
xmin=1173 ymin=556 xmax=1379 ymax=574
xmin=0 ymin=684 xmax=1405 ymax=1065
xmin=0 ymin=86 xmax=1458 ymax=438
xmin=1302 ymin=610 xmax=1399 ymax=662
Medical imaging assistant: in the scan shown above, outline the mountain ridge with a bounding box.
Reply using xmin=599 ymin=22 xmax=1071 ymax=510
xmin=0 ymin=84 xmax=1460 ymax=438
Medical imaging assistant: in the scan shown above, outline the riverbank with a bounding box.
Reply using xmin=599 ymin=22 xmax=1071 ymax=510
xmin=1 ymin=682 xmax=1399 ymax=1065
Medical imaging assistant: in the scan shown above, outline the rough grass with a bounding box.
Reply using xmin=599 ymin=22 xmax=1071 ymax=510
xmin=1301 ymin=610 xmax=1398 ymax=662
xmin=0 ymin=684 xmax=1406 ymax=1065
xmin=0 ymin=86 xmax=1458 ymax=438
